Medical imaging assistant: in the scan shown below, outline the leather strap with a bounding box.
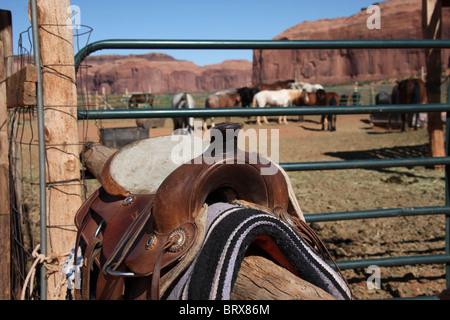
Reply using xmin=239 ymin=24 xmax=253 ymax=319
xmin=74 ymin=189 xmax=101 ymax=266
xmin=80 ymin=238 xmax=102 ymax=300
xmin=150 ymin=236 xmax=178 ymax=300
xmin=102 ymin=199 xmax=153 ymax=274
xmin=73 ymin=189 xmax=101 ymax=300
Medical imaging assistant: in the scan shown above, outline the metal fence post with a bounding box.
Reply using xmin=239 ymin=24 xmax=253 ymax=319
xmin=30 ymin=0 xmax=47 ymax=300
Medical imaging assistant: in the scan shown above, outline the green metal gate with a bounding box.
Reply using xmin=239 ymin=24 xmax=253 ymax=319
xmin=75 ymin=39 xmax=450 ymax=299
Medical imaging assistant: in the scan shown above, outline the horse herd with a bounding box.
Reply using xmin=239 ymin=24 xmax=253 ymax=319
xmin=170 ymin=79 xmax=349 ymax=133
xmin=129 ymin=78 xmax=427 ymax=134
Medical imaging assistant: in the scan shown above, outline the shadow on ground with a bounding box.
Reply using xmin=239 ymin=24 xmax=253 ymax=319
xmin=323 ymin=143 xmax=441 ymax=179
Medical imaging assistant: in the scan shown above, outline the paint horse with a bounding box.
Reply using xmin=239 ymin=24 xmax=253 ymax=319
xmin=252 ymin=89 xmax=309 ymax=125
xmin=172 ymin=93 xmax=196 ymax=134
xmin=203 ymin=91 xmax=242 ymax=130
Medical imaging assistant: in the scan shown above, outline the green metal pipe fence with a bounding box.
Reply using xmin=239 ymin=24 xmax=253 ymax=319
xmin=77 ymin=104 xmax=450 ymax=119
xmin=75 ymin=39 xmax=450 ymax=71
xmin=75 ymin=38 xmax=450 ymax=298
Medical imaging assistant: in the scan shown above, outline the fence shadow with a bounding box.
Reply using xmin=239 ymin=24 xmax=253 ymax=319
xmin=325 ymin=143 xmax=429 ymax=160
xmin=323 ymin=143 xmax=440 ymax=179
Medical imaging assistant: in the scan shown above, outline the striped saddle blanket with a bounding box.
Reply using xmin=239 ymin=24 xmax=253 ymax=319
xmin=166 ymin=202 xmax=353 ymax=300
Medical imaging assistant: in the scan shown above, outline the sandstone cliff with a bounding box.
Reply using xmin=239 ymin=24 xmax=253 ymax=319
xmin=252 ymin=0 xmax=450 ymax=85
xmin=76 ymin=52 xmax=252 ymax=94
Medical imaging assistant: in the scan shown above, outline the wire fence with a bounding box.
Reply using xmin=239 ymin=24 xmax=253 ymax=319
xmin=7 ymin=24 xmax=93 ymax=300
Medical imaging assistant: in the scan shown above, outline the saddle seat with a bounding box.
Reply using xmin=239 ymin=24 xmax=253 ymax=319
xmin=74 ymin=123 xmax=312 ymax=300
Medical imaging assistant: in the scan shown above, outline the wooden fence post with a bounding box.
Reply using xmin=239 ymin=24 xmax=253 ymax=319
xmin=0 ymin=37 xmax=11 ymax=303
xmin=0 ymin=9 xmax=13 ymax=300
xmin=35 ymin=0 xmax=82 ymax=299
xmin=422 ymin=0 xmax=446 ymax=164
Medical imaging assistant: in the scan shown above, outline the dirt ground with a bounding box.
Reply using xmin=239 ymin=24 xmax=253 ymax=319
xmin=80 ymin=113 xmax=448 ymax=300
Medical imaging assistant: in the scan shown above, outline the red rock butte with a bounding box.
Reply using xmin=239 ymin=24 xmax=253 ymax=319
xmin=253 ymin=0 xmax=450 ymax=85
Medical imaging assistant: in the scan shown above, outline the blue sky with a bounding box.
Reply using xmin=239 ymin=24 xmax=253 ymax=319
xmin=2 ymin=0 xmax=381 ymax=66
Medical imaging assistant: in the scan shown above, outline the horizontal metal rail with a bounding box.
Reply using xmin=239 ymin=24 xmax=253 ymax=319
xmin=304 ymin=206 xmax=450 ymax=223
xmin=77 ymin=103 xmax=450 ymax=119
xmin=335 ymin=254 xmax=450 ymax=270
xmin=75 ymin=38 xmax=450 ymax=71
xmin=281 ymin=157 xmax=450 ymax=171
xmin=313 ymin=206 xmax=450 ymax=272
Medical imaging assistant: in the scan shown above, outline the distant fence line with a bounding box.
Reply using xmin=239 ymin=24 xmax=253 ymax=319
xmin=76 ymin=86 xmax=395 ymax=111
xmin=77 ymin=81 xmax=449 ymax=112
xmin=77 ymin=90 xmax=211 ymax=110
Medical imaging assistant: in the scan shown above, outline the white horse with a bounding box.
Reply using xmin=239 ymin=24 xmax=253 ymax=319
xmin=252 ymin=89 xmax=309 ymax=125
xmin=172 ymin=93 xmax=196 ymax=134
xmin=291 ymin=81 xmax=324 ymax=93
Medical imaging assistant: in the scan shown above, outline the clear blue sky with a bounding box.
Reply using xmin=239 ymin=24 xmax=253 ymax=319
xmin=2 ymin=0 xmax=381 ymax=66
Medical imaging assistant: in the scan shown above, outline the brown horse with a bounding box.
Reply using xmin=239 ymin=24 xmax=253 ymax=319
xmin=203 ymin=92 xmax=242 ymax=130
xmin=296 ymin=91 xmax=319 ymax=122
xmin=391 ymin=78 xmax=427 ymax=131
xmin=128 ymin=93 xmax=154 ymax=109
xmin=255 ymin=79 xmax=295 ymax=91
xmin=316 ymin=89 xmax=339 ymax=131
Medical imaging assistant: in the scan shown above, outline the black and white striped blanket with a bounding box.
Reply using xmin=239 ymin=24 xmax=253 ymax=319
xmin=167 ymin=203 xmax=353 ymax=300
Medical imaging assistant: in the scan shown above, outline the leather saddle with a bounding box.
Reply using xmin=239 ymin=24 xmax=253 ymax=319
xmin=74 ymin=123 xmax=331 ymax=300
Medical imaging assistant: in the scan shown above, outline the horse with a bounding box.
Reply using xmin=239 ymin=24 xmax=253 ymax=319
xmin=172 ymin=93 xmax=196 ymax=134
xmin=128 ymin=93 xmax=154 ymax=109
xmin=252 ymin=89 xmax=309 ymax=125
xmin=236 ymin=86 xmax=260 ymax=108
xmin=374 ymin=91 xmax=396 ymax=129
xmin=203 ymin=92 xmax=242 ymax=130
xmin=391 ymin=78 xmax=427 ymax=131
xmin=296 ymin=91 xmax=321 ymax=122
xmin=315 ymin=89 xmax=339 ymax=131
xmin=255 ymin=80 xmax=295 ymax=91
xmin=375 ymin=91 xmax=391 ymax=105
xmin=292 ymin=81 xmax=324 ymax=92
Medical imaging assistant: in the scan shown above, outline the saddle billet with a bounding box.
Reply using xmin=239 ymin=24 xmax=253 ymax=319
xmin=74 ymin=123 xmax=353 ymax=300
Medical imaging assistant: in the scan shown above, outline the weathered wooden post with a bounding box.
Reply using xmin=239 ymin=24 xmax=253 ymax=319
xmin=0 ymin=9 xmax=13 ymax=300
xmin=422 ymin=0 xmax=446 ymax=163
xmin=35 ymin=0 xmax=82 ymax=299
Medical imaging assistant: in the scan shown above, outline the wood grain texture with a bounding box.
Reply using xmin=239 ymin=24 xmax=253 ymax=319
xmin=232 ymin=256 xmax=335 ymax=300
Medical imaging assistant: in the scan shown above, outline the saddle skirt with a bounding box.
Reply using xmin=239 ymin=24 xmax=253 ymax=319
xmin=74 ymin=123 xmax=351 ymax=300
